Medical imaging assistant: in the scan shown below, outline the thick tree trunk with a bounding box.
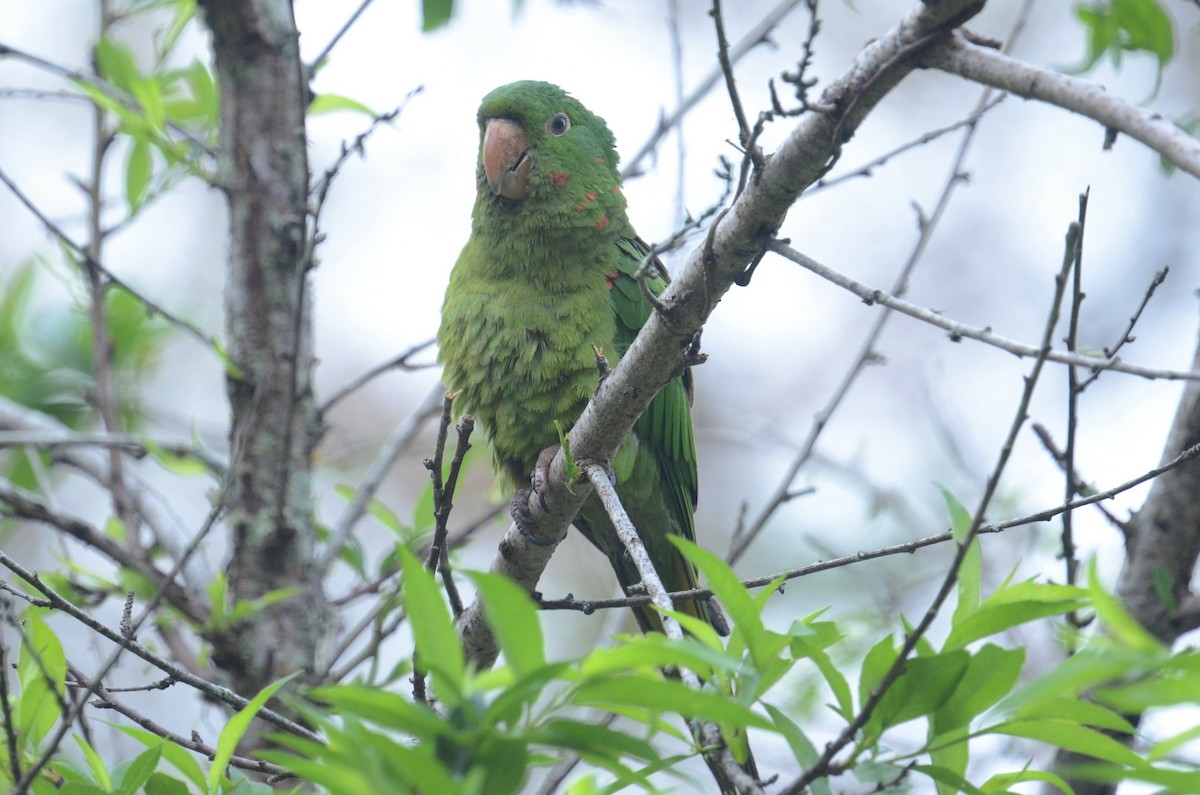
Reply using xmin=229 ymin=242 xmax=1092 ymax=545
xmin=198 ymin=0 xmax=328 ymax=698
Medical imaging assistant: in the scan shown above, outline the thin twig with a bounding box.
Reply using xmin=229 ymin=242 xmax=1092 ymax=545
xmin=622 ymin=0 xmax=806 ymax=179
xmin=0 ymin=165 xmax=218 ymax=351
xmin=426 ymin=398 xmax=472 ymax=617
xmin=0 ymin=41 xmax=214 ymax=157
xmin=1061 ymin=190 xmax=1089 ymax=635
xmin=1031 ymin=423 xmax=1125 ymax=532
xmin=1077 ymin=267 xmax=1168 ymax=392
xmin=0 ymin=431 xmax=226 ymax=476
xmin=320 ymin=338 xmax=436 ymax=413
xmin=783 ymin=204 xmax=1084 ymax=795
xmin=584 ymin=463 xmax=762 ymax=794
xmin=806 ymin=94 xmax=1006 ymax=195
xmin=318 ymin=384 xmax=444 ymax=574
xmin=307 ymin=0 xmax=378 ymax=71
xmin=0 ymin=549 xmax=317 ymax=744
xmin=767 ymin=240 xmax=1200 ymax=381
xmin=0 ymin=479 xmax=203 ymax=622
xmin=10 ymin=470 xmax=256 ymax=791
xmin=0 ymin=614 xmax=19 ymax=783
xmin=68 ymin=664 xmax=290 ymax=779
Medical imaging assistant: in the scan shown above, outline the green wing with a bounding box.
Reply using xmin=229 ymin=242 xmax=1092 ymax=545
xmin=610 ymin=236 xmax=698 ymax=538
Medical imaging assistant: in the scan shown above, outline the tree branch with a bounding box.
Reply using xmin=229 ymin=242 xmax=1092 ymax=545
xmin=924 ymin=32 xmax=1200 ymax=179
xmin=456 ymin=0 xmax=987 ymax=668
xmin=768 ymin=240 xmax=1200 ymax=381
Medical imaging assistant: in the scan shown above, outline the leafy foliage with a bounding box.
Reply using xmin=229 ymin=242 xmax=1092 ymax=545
xmin=1074 ymin=0 xmax=1174 ymax=85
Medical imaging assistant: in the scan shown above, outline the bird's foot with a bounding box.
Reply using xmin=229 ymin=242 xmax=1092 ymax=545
xmin=511 ymin=444 xmax=560 ymax=539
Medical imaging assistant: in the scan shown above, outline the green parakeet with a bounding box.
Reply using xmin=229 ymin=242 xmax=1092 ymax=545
xmin=438 ymin=80 xmax=725 ymax=635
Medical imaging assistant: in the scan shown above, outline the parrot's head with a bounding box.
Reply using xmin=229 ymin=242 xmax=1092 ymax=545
xmin=474 ymin=81 xmax=626 ymax=233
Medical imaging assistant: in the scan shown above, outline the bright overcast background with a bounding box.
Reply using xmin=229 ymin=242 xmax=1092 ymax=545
xmin=3 ymin=0 xmax=1200 ymax=785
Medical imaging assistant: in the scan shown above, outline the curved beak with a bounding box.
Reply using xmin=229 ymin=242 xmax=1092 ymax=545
xmin=482 ymin=118 xmax=531 ymax=200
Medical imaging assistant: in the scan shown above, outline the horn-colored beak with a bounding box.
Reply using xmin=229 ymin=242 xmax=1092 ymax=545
xmin=482 ymin=118 xmax=531 ymax=200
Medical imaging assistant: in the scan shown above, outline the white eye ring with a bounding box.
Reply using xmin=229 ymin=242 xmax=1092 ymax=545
xmin=546 ymin=112 xmax=571 ymax=136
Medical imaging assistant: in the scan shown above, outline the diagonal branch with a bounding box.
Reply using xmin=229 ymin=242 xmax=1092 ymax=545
xmin=768 ymin=240 xmax=1200 ymax=381
xmin=456 ymin=0 xmax=987 ymax=669
xmin=584 ymin=463 xmax=762 ymax=795
xmin=924 ymin=32 xmax=1200 ymax=179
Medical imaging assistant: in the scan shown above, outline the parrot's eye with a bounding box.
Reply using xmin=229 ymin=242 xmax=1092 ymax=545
xmin=546 ymin=112 xmax=571 ymax=136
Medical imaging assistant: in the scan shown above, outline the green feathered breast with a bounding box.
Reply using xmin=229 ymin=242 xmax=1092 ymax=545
xmin=438 ymin=80 xmax=721 ymax=634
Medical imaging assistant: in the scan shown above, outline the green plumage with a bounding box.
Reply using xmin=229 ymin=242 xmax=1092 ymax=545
xmin=438 ymin=81 xmax=719 ymax=633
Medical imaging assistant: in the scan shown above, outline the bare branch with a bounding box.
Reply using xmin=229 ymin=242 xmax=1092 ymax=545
xmin=0 ymin=549 xmax=317 ymax=742
xmin=925 ymin=32 xmax=1200 ymax=179
xmin=783 ymin=196 xmax=1082 ymax=795
xmin=68 ymin=665 xmax=289 ymax=780
xmin=0 ymin=165 xmax=220 ymax=352
xmin=583 ymin=463 xmax=762 ymax=795
xmin=0 ymin=431 xmax=226 ymax=476
xmin=320 ymin=338 xmax=436 ymax=413
xmin=768 ymin=240 xmax=1200 ymax=381
xmin=621 ymin=0 xmax=808 ymax=179
xmin=318 ymin=384 xmax=444 ymax=575
xmin=1077 ymin=267 xmax=1168 ymax=392
xmin=0 ymin=479 xmax=204 ymax=622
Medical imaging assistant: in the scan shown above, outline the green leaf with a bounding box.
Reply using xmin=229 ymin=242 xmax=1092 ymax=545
xmin=944 ymin=580 xmax=1089 ymax=649
xmin=990 ymin=646 xmax=1140 ymax=719
xmin=790 ymin=629 xmax=853 ymax=721
xmin=672 ymin=537 xmax=766 ymax=660
xmin=114 ymin=743 xmax=162 ymax=795
xmin=1074 ymin=0 xmax=1174 ymax=78
xmin=871 ymin=650 xmax=970 ymax=733
xmin=132 ymin=75 xmax=166 ymax=131
xmin=308 ymin=684 xmax=448 ymax=739
xmin=308 ymin=93 xmax=377 ymax=117
xmin=914 ymin=764 xmax=988 ymax=795
xmin=413 ymin=481 xmax=436 ymax=532
xmin=155 ymin=0 xmax=197 ymax=59
xmin=858 ymin=634 xmax=898 ymax=711
xmin=113 ymin=725 xmax=209 ymax=793
xmin=207 ymin=672 xmax=299 ymax=792
xmin=334 ymin=484 xmax=411 ymax=538
xmin=16 ymin=610 xmax=67 ymax=747
xmin=142 ymin=437 xmax=211 ymax=477
xmin=1015 ymin=695 xmax=1134 ymax=733
xmin=938 ymin=486 xmax=980 ymax=627
xmin=573 ymin=675 xmax=774 ymax=731
xmin=1088 ymin=558 xmax=1162 ymax=652
xmin=554 ymin=420 xmax=580 ymax=487
xmin=144 ymin=771 xmax=192 ymax=795
xmin=125 ymin=139 xmax=152 ymax=212
xmin=937 ymin=484 xmax=973 ymax=544
xmin=1096 ymin=668 xmax=1200 ymax=714
xmin=469 ymin=570 xmax=544 ymax=676
xmin=401 ymin=547 xmax=465 ymax=699
xmin=212 ymin=339 xmax=244 ymax=381
xmin=74 ymin=735 xmax=113 ymax=790
xmin=764 ymin=704 xmax=832 ymax=795
xmin=980 ymin=768 xmax=1072 ymax=794
xmin=95 ymin=36 xmax=140 ymax=93
xmin=1147 ymin=721 xmax=1200 ymax=762
xmin=421 ymin=0 xmax=454 ymax=30
xmin=932 ymin=643 xmax=1024 ymax=734
xmin=184 ymin=60 xmax=219 ymax=128
xmin=994 ymin=719 xmax=1146 ymax=768
xmin=1152 ymin=565 xmax=1178 ymax=612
